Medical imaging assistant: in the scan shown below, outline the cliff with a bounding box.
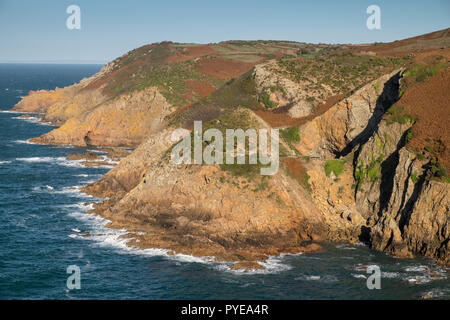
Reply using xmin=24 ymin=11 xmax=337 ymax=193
xmin=12 ymin=41 xmax=324 ymax=147
xmin=10 ymin=32 xmax=449 ymax=269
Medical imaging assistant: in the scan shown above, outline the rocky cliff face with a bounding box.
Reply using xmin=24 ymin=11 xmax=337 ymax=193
xmin=85 ymin=55 xmax=448 ymax=268
xmin=9 ymin=36 xmax=449 ymax=269
xmin=12 ymin=41 xmax=313 ymax=148
xmin=253 ymin=61 xmax=315 ymax=117
xmin=301 ymin=65 xmax=449 ymax=266
xmin=297 ymin=70 xmax=402 ymax=157
xmin=31 ymin=87 xmax=171 ymax=147
xmin=353 ymin=119 xmax=449 ymax=265
xmin=84 ymin=109 xmax=329 ymax=267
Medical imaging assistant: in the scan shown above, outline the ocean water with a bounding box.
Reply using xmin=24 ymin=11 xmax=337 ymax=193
xmin=0 ymin=64 xmax=449 ymax=300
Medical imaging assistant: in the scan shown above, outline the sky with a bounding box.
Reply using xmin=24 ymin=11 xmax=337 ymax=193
xmin=0 ymin=0 xmax=449 ymax=64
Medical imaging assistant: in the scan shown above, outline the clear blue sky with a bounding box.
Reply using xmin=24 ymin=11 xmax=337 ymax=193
xmin=0 ymin=0 xmax=449 ymax=63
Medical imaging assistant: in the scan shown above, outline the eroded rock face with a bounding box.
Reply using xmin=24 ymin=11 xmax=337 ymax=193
xmin=404 ymin=181 xmax=449 ymax=266
xmin=352 ymin=119 xmax=449 ymax=265
xmin=297 ymin=70 xmax=402 ymax=157
xmin=296 ymin=68 xmax=449 ymax=266
xmin=83 ymin=128 xmax=176 ymax=199
xmin=12 ymin=62 xmax=113 ymax=116
xmin=13 ymin=87 xmax=77 ymax=114
xmin=253 ymin=61 xmax=315 ymax=117
xmin=84 ymin=110 xmax=328 ymax=263
xmin=31 ymin=87 xmax=171 ymax=147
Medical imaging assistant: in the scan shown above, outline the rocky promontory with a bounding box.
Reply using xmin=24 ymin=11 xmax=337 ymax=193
xmin=11 ymin=32 xmax=450 ymax=269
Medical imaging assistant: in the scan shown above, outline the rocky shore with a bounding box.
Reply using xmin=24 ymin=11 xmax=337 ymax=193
xmin=10 ymin=35 xmax=449 ymax=269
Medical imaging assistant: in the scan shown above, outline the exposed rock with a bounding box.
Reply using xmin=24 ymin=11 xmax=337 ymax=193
xmin=82 ymin=161 xmax=112 ymax=167
xmin=297 ymin=70 xmax=402 ymax=157
xmin=84 ymin=110 xmax=328 ymax=263
xmin=30 ymin=87 xmax=171 ymax=147
xmin=66 ymin=152 xmax=102 ymax=161
xmin=230 ymin=261 xmax=264 ymax=271
xmin=288 ymin=100 xmax=313 ymax=118
xmin=253 ymin=61 xmax=315 ymax=117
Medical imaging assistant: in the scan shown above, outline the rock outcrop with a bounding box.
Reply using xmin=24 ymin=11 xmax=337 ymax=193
xmin=31 ymin=87 xmax=171 ymax=147
xmin=84 ymin=109 xmax=328 ymax=264
xmin=297 ymin=70 xmax=402 ymax=157
xmin=10 ymin=35 xmax=449 ymax=268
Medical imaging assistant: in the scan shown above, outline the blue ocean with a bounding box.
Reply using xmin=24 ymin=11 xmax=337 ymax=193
xmin=0 ymin=63 xmax=448 ymax=299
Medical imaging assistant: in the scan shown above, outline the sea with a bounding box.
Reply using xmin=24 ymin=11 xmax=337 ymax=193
xmin=0 ymin=63 xmax=448 ymax=299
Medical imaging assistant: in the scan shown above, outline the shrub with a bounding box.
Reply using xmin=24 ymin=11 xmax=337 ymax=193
xmin=324 ymin=160 xmax=345 ymax=177
xmin=374 ymin=81 xmax=380 ymax=91
xmin=411 ymin=173 xmax=419 ymax=184
xmin=259 ymin=91 xmax=277 ymax=109
xmin=385 ymin=105 xmax=416 ymax=125
xmin=281 ymin=127 xmax=300 ymax=144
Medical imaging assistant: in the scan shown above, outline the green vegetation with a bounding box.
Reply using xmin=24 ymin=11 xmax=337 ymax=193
xmin=399 ymin=57 xmax=448 ymax=98
xmin=324 ymin=160 xmax=345 ymax=178
xmin=429 ymin=158 xmax=447 ymax=180
xmin=385 ymin=105 xmax=416 ymax=125
xmin=404 ymin=64 xmax=439 ymax=83
xmin=220 ymin=162 xmax=261 ymax=180
xmin=405 ymin=129 xmax=414 ymax=143
xmin=99 ymin=42 xmax=225 ymax=107
xmin=354 ymin=152 xmax=385 ymax=187
xmin=368 ymin=165 xmax=380 ymax=181
xmin=277 ymin=53 xmax=408 ymax=95
xmin=281 ymin=126 xmax=300 ymax=144
xmin=270 ymin=83 xmax=288 ymax=97
xmin=374 ymin=81 xmax=380 ymax=91
xmin=411 ymin=173 xmax=419 ymax=184
xmin=280 ymin=126 xmax=301 ymax=155
xmin=259 ymin=91 xmax=277 ymax=109
xmin=169 ymin=72 xmax=260 ymax=126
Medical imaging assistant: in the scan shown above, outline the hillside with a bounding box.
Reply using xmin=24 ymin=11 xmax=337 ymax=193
xmin=11 ymin=41 xmax=342 ymax=147
xmin=9 ymin=29 xmax=450 ymax=269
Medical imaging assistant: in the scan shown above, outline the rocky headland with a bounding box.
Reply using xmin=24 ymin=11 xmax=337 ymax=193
xmin=10 ymin=31 xmax=450 ymax=269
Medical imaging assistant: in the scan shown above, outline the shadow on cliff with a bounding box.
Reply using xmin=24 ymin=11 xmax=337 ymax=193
xmin=338 ymin=71 xmax=401 ymax=158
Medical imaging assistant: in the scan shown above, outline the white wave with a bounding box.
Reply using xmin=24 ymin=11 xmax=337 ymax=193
xmin=296 ymin=274 xmax=339 ymax=282
xmin=0 ymin=161 xmax=11 ymax=165
xmin=15 ymin=156 xmax=108 ymax=169
xmin=419 ymin=289 xmax=449 ymax=299
xmin=99 ymin=155 xmax=119 ymax=165
xmin=87 ymin=149 xmax=106 ymax=154
xmin=54 ymin=186 xmax=93 ymax=198
xmin=12 ymin=115 xmax=52 ymax=126
xmin=296 ymin=275 xmax=321 ymax=281
xmin=353 ymin=242 xmax=366 ymax=246
xmin=63 ymin=188 xmax=292 ymax=274
xmin=65 ymin=202 xmax=95 ymax=210
xmin=214 ymin=256 xmax=292 ymax=275
xmin=65 ymin=204 xmax=216 ymax=265
xmin=17 ymin=157 xmax=56 ymax=162
xmin=352 ymin=274 xmax=367 ymax=279
xmin=381 ymin=272 xmax=400 ymax=279
xmin=75 ymin=174 xmax=89 ymax=178
xmin=14 ymin=139 xmax=37 ymax=145
xmin=336 ymin=244 xmax=357 ymax=250
xmin=33 ymin=185 xmax=55 ymax=192
xmin=404 ymin=265 xmax=429 ymax=272
xmin=1 ymin=110 xmax=29 ymax=114
xmin=406 ymin=276 xmax=432 ymax=285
